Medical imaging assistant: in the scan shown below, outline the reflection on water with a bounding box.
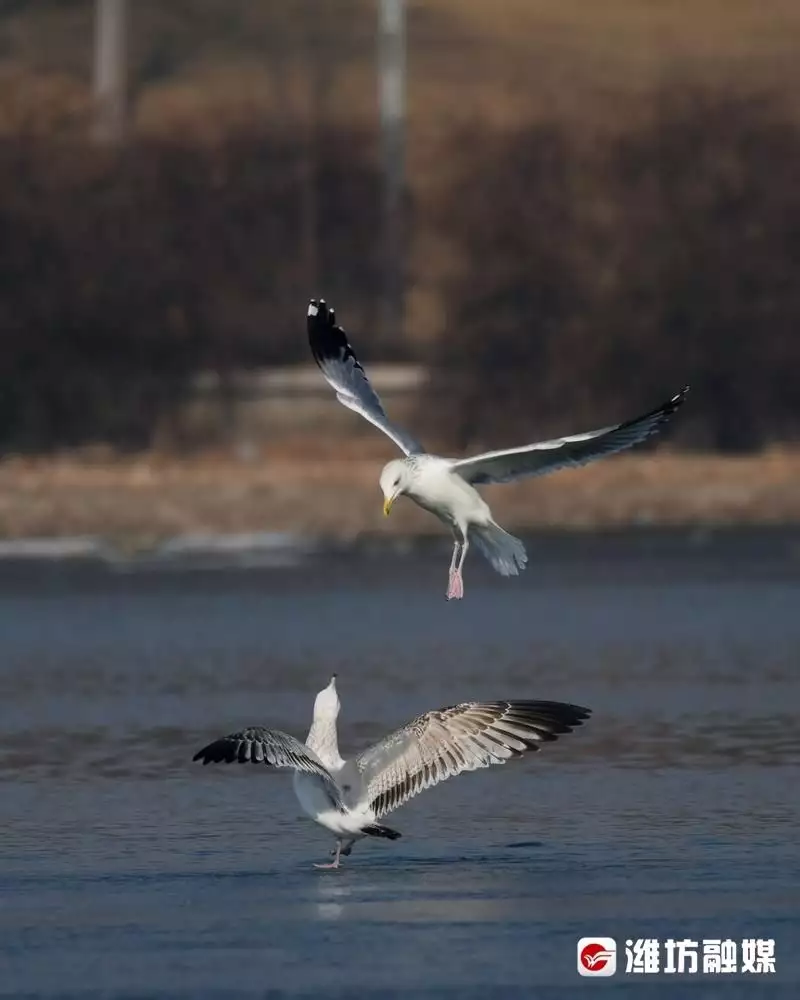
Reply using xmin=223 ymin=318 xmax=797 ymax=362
xmin=0 ymin=534 xmax=799 ymax=997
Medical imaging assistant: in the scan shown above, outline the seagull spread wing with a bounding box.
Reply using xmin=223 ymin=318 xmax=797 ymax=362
xmin=450 ymin=386 xmax=689 ymax=486
xmin=354 ymin=700 xmax=590 ymax=819
xmin=307 ymin=299 xmax=423 ymax=456
xmin=193 ymin=726 xmax=344 ymax=808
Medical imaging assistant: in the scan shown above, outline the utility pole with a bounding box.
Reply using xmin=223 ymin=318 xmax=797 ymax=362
xmin=378 ymin=0 xmax=406 ymax=347
xmin=303 ymin=0 xmax=329 ymax=297
xmin=92 ymin=0 xmax=127 ymax=143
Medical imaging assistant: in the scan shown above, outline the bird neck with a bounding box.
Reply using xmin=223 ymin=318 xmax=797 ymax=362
xmin=306 ymin=717 xmax=344 ymax=770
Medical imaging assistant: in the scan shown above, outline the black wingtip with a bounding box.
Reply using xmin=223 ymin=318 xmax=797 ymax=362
xmin=307 ymin=297 xmax=362 ymax=372
xmin=670 ymin=385 xmax=690 ymax=408
xmin=494 ymin=701 xmax=592 ymax=750
xmin=654 ymin=384 xmax=690 ymax=424
xmin=307 ymin=297 xmax=337 ymax=347
xmin=615 ymin=384 xmax=690 ymax=439
xmin=307 ymin=297 xmax=334 ymax=330
xmin=192 ymin=740 xmax=233 ymax=765
xmin=192 ymin=744 xmax=214 ymax=764
xmin=568 ymin=704 xmax=592 ymax=725
xmin=525 ymin=700 xmax=592 ymax=732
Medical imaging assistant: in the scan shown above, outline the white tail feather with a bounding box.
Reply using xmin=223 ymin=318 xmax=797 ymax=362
xmin=470 ymin=522 xmax=527 ymax=576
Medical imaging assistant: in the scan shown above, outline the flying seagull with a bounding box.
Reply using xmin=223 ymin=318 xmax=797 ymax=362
xmin=194 ymin=675 xmax=591 ymax=869
xmin=307 ymin=298 xmax=689 ymax=600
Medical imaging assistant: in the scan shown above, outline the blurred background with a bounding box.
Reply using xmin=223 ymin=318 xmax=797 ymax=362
xmin=1 ymin=0 xmax=799 ymax=544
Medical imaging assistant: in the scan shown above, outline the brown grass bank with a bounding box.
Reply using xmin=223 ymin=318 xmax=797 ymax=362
xmin=0 ymin=449 xmax=798 ymax=546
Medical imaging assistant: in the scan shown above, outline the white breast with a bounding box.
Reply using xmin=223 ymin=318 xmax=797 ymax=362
xmin=411 ymin=460 xmax=490 ymax=526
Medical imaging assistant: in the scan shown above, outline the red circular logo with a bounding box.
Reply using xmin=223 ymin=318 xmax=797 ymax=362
xmin=580 ymin=942 xmax=613 ymax=972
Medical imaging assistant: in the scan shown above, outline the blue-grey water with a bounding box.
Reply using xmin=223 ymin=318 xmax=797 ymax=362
xmin=1 ymin=530 xmax=799 ymax=998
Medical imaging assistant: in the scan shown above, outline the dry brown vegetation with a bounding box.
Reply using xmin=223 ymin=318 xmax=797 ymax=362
xmin=5 ymin=1 xmax=800 ymax=127
xmin=424 ymin=90 xmax=800 ymax=452
xmin=1 ymin=448 xmax=798 ymax=544
xmin=1 ymin=1 xmax=799 ymax=465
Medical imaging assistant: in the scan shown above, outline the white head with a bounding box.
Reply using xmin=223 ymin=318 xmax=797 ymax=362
xmin=313 ymin=674 xmax=340 ymax=722
xmin=380 ymin=459 xmax=409 ymax=516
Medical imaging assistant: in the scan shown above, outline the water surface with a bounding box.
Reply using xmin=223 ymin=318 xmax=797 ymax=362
xmin=1 ymin=530 xmax=799 ymax=997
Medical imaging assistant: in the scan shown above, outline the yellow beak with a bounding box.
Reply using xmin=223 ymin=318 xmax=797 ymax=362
xmin=383 ymin=496 xmax=395 ymax=517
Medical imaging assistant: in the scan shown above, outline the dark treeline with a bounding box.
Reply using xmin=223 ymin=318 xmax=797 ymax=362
xmin=425 ymin=88 xmax=800 ymax=453
xmin=0 ymin=116 xmax=384 ymax=449
xmin=1 ymin=85 xmax=798 ymax=452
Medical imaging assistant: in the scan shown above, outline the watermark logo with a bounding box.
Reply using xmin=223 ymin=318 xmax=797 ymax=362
xmin=577 ymin=938 xmax=617 ymax=977
xmin=576 ymin=937 xmax=776 ymax=977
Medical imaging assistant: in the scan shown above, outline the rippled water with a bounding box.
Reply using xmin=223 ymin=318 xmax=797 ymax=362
xmin=1 ymin=531 xmax=799 ymax=997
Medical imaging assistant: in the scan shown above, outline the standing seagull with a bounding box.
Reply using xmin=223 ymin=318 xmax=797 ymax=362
xmin=194 ymin=675 xmax=590 ymax=869
xmin=308 ymin=299 xmax=689 ymax=600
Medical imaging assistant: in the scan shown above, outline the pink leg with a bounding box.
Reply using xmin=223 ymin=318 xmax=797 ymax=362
xmin=446 ymin=568 xmax=464 ymax=600
xmin=446 ymin=540 xmax=463 ymax=600
xmin=330 ymin=839 xmax=354 ymax=858
xmin=314 ymin=840 xmax=342 ymax=869
xmin=446 ymin=537 xmax=469 ymax=601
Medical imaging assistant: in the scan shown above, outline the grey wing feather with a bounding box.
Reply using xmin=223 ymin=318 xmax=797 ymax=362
xmin=307 ymin=299 xmax=423 ymax=456
xmin=193 ymin=726 xmax=344 ymax=807
xmin=355 ymin=700 xmax=590 ymax=819
xmin=451 ymin=386 xmax=689 ymax=485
